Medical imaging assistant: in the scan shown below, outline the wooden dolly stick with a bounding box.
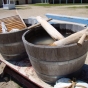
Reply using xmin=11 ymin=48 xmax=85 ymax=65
xmin=51 ymin=28 xmax=88 ymax=46
xmin=36 ymin=16 xmax=64 ymax=40
xmin=77 ymin=33 xmax=86 ymax=46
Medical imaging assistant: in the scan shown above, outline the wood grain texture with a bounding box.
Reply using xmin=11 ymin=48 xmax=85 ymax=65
xmin=0 ymin=15 xmax=26 ymax=33
xmin=77 ymin=34 xmax=86 ymax=46
xmin=22 ymin=23 xmax=88 ymax=83
xmin=23 ymin=25 xmax=88 ymax=62
xmin=52 ymin=28 xmax=88 ymax=46
xmin=0 ymin=15 xmax=28 ymax=60
xmin=30 ymin=54 xmax=86 ymax=75
xmin=30 ymin=54 xmax=86 ymax=83
xmin=0 ymin=28 xmax=28 ymax=60
xmin=36 ymin=16 xmax=64 ymax=40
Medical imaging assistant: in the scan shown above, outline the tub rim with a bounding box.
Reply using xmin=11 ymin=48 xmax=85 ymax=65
xmin=22 ymin=29 xmax=88 ymax=49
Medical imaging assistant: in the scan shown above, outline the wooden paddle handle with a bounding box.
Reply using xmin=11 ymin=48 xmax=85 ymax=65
xmin=77 ymin=33 xmax=86 ymax=46
xmin=36 ymin=16 xmax=64 ymax=40
xmin=51 ymin=28 xmax=88 ymax=46
xmin=27 ymin=18 xmax=52 ymax=29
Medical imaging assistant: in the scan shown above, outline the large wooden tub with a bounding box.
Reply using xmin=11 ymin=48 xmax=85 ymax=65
xmin=22 ymin=23 xmax=88 ymax=83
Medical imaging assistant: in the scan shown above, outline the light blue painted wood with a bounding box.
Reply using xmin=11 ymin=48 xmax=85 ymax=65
xmin=46 ymin=13 xmax=88 ymax=25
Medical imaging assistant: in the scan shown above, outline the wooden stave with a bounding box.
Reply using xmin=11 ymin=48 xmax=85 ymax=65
xmin=29 ymin=53 xmax=86 ymax=83
xmin=24 ymin=41 xmax=88 ymax=62
xmin=0 ymin=29 xmax=28 ymax=60
xmin=29 ymin=53 xmax=86 ymax=76
xmin=1 ymin=52 xmax=27 ymax=61
xmin=0 ymin=28 xmax=27 ymax=44
xmin=22 ymin=23 xmax=88 ymax=83
xmin=36 ymin=68 xmax=82 ymax=83
xmin=0 ymin=42 xmax=25 ymax=55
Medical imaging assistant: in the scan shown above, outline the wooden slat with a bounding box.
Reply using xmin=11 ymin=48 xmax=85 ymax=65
xmin=6 ymin=22 xmax=25 ymax=27
xmin=5 ymin=21 xmax=26 ymax=26
xmin=0 ymin=15 xmax=21 ymax=23
xmin=0 ymin=17 xmax=23 ymax=25
xmin=7 ymin=27 xmax=25 ymax=31
xmin=0 ymin=19 xmax=21 ymax=24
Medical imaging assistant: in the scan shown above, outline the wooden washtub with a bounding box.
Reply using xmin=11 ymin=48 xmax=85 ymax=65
xmin=22 ymin=23 xmax=88 ymax=83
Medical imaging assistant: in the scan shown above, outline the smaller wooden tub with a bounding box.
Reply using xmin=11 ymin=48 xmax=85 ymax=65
xmin=22 ymin=23 xmax=88 ymax=83
xmin=0 ymin=15 xmax=28 ymax=61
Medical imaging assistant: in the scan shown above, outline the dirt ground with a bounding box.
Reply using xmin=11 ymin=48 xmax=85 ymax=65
xmin=0 ymin=4 xmax=88 ymax=19
xmin=0 ymin=4 xmax=88 ymax=88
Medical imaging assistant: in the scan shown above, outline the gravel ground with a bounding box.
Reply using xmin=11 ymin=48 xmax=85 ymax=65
xmin=0 ymin=4 xmax=88 ymax=88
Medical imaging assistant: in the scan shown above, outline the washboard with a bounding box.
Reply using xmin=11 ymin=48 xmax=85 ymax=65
xmin=0 ymin=15 xmax=27 ymax=33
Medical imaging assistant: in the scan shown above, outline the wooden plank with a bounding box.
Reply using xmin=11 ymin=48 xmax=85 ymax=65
xmin=3 ymin=66 xmax=40 ymax=88
xmin=6 ymin=22 xmax=26 ymax=27
xmin=0 ymin=15 xmax=22 ymax=23
xmin=0 ymin=54 xmax=53 ymax=88
xmin=0 ymin=20 xmax=23 ymax=25
xmin=46 ymin=13 xmax=88 ymax=25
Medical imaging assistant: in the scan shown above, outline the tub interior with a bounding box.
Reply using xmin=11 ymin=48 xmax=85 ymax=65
xmin=25 ymin=23 xmax=85 ymax=45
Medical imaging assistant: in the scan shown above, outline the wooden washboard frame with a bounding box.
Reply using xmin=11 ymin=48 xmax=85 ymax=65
xmin=0 ymin=15 xmax=27 ymax=33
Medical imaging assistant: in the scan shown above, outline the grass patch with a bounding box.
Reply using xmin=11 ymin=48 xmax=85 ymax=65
xmin=32 ymin=3 xmax=71 ymax=6
xmin=85 ymin=6 xmax=88 ymax=8
xmin=68 ymin=6 xmax=88 ymax=9
xmin=32 ymin=3 xmax=88 ymax=7
xmin=68 ymin=6 xmax=83 ymax=8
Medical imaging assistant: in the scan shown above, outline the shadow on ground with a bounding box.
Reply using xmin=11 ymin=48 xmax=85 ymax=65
xmin=79 ymin=64 xmax=88 ymax=83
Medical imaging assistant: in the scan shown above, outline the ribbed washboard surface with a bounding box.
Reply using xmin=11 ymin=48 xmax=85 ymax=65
xmin=0 ymin=15 xmax=26 ymax=33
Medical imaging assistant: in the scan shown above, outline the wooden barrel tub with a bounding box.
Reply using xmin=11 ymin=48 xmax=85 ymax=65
xmin=0 ymin=29 xmax=28 ymax=61
xmin=22 ymin=23 xmax=88 ymax=83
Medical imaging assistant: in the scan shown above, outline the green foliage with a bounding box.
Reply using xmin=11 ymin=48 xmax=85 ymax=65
xmin=85 ymin=6 xmax=88 ymax=8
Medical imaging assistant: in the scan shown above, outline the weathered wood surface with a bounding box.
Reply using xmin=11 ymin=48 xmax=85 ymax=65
xmin=30 ymin=53 xmax=86 ymax=83
xmin=27 ymin=18 xmax=52 ymax=29
xmin=52 ymin=28 xmax=88 ymax=46
xmin=23 ymin=26 xmax=88 ymax=62
xmin=77 ymin=34 xmax=87 ymax=46
xmin=0 ymin=54 xmax=53 ymax=88
xmin=0 ymin=15 xmax=28 ymax=60
xmin=0 ymin=28 xmax=28 ymax=60
xmin=22 ymin=25 xmax=88 ymax=61
xmin=36 ymin=16 xmax=64 ymax=40
xmin=46 ymin=13 xmax=88 ymax=25
xmin=22 ymin=22 xmax=88 ymax=83
xmin=0 ymin=15 xmax=27 ymax=32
